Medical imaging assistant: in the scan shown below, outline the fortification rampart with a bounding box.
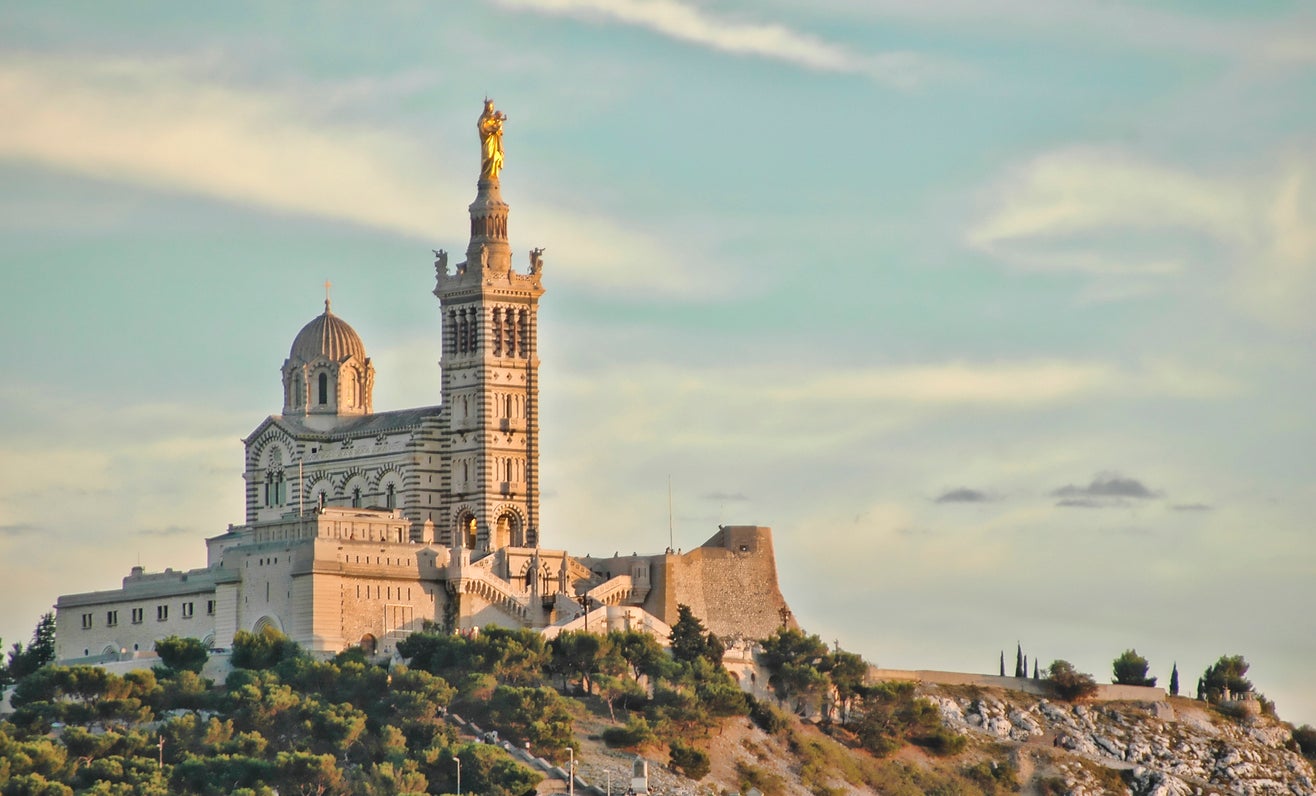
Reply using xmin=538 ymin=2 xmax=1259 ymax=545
xmin=649 ymin=526 xmax=794 ymax=640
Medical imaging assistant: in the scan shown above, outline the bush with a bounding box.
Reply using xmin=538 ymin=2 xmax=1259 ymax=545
xmin=669 ymin=738 xmax=711 ymax=780
xmin=964 ymin=759 xmax=1021 ymax=794
xmin=1293 ymin=724 xmax=1316 ymax=760
xmin=1047 ymin=660 xmax=1098 ymax=702
xmin=231 ymin=628 xmax=301 ymax=670
xmin=601 ymin=715 xmax=655 ymax=748
xmin=749 ymin=697 xmax=788 ymax=735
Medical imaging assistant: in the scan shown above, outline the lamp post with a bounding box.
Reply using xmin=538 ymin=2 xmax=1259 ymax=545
xmin=567 ymin=746 xmax=575 ymax=796
xmin=452 ymin=756 xmax=461 ymax=795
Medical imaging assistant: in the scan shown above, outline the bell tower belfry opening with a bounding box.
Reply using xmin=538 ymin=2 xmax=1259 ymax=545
xmin=434 ymin=99 xmax=545 ymax=553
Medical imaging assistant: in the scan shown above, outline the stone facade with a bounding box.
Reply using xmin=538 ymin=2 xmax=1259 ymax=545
xmin=53 ymin=103 xmax=794 ymax=666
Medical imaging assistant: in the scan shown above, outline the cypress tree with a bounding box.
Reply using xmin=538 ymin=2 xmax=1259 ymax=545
xmin=1169 ymin=662 xmax=1180 ymax=696
xmin=1033 ymin=660 xmax=1039 ymax=680
xmin=999 ymin=651 xmax=1005 ymax=677
xmin=1015 ymin=643 xmax=1024 ymax=678
xmin=1023 ymin=654 xmax=1028 ymax=678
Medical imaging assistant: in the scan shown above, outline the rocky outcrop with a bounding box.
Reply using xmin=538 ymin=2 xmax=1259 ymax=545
xmin=924 ymin=686 xmax=1315 ymax=795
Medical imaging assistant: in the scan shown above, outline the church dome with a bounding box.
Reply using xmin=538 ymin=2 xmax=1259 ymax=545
xmin=289 ymin=301 xmax=367 ymax=363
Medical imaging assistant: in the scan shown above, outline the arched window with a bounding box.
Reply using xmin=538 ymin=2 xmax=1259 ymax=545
xmin=318 ymin=373 xmax=329 ymax=405
xmin=385 ymin=483 xmax=396 ymax=509
xmin=352 ymin=487 xmax=362 ymax=508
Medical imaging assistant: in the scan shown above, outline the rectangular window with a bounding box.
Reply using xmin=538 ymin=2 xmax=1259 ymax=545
xmin=131 ymin=608 xmax=144 ymax=624
xmin=206 ymin=600 xmax=215 ymax=616
xmin=107 ymin=610 xmax=118 ymax=627
xmin=156 ymin=605 xmax=168 ymax=622
xmin=81 ymin=613 xmax=93 ymax=629
xmin=182 ymin=602 xmax=194 ymax=618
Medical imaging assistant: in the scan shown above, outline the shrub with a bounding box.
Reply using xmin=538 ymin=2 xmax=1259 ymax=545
xmin=669 ymin=738 xmax=711 ymax=780
xmin=964 ymin=759 xmax=1020 ymax=794
xmin=1047 ymin=660 xmax=1098 ymax=702
xmin=1293 ymin=724 xmax=1316 ymax=760
xmin=601 ymin=715 xmax=655 ymax=748
xmin=749 ymin=697 xmax=788 ymax=735
xmin=1202 ymin=655 xmax=1253 ymax=702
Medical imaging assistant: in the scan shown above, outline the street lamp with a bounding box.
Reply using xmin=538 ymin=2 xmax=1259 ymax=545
xmin=566 ymin=746 xmax=575 ymax=796
xmin=452 ymin=755 xmax=461 ymax=795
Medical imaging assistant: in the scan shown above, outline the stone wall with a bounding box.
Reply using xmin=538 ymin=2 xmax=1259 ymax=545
xmin=869 ymin=668 xmax=1166 ymax=703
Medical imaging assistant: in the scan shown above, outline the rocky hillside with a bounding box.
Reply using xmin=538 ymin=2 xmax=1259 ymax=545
xmin=578 ymin=685 xmax=1315 ymax=796
xmin=922 ymin=685 xmax=1313 ymax=795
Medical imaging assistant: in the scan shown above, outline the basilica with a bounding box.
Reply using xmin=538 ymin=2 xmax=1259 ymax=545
xmin=54 ymin=102 xmax=793 ymax=665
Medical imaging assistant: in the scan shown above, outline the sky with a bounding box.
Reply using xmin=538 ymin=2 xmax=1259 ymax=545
xmin=1 ymin=1 xmax=1313 ymax=723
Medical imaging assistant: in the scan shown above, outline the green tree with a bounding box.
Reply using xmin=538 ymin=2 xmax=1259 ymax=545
xmin=759 ymin=627 xmax=831 ymax=716
xmin=1112 ymin=649 xmax=1157 ymax=687
xmin=1169 ymin=662 xmax=1180 ymax=696
xmin=998 ymin=651 xmax=1005 ymax=677
xmin=610 ymin=629 xmax=668 ymax=682
xmin=1202 ymin=655 xmax=1252 ymax=701
xmin=155 ymin=636 xmax=209 ymax=674
xmin=549 ymin=630 xmax=603 ymax=694
xmin=1047 ymin=660 xmax=1098 ymax=701
xmin=230 ymin=627 xmax=302 ymax=670
xmin=1014 ymin=643 xmax=1024 ymax=678
xmin=668 ymin=605 xmax=721 ymax=665
xmin=7 ymin=613 xmax=58 ymax=680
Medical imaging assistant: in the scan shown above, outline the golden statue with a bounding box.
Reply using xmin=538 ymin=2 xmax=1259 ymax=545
xmin=478 ymin=98 xmax=507 ymax=181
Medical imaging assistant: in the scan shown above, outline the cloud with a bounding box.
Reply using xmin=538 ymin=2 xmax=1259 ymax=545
xmin=968 ymin=147 xmax=1316 ymax=324
xmin=0 ymin=54 xmax=708 ymax=297
xmin=934 ymin=487 xmax=991 ymax=503
xmin=495 ymin=0 xmax=955 ymax=88
xmin=1172 ymin=503 xmax=1213 ymax=512
xmin=1052 ymin=473 xmax=1162 ymax=508
xmin=700 ymin=491 xmax=749 ymax=502
xmin=137 ymin=526 xmax=194 ymax=537
xmin=0 ymin=523 xmax=41 ymax=537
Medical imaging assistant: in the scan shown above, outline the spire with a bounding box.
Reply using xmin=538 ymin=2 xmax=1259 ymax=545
xmin=467 ymin=99 xmax=511 ymax=276
xmin=324 ymin=279 xmax=333 ymax=313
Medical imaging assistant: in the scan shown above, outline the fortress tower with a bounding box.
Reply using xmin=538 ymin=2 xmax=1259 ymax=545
xmin=433 ymin=99 xmax=545 ymax=552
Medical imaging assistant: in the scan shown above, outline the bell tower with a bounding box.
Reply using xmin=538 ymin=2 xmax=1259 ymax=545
xmin=434 ymin=99 xmax=545 ymax=552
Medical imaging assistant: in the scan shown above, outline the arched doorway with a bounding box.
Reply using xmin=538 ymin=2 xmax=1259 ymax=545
xmin=359 ymin=633 xmax=377 ymax=656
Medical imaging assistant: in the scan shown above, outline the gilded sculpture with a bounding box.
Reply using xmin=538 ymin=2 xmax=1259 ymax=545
xmin=478 ymin=98 xmax=507 ymax=181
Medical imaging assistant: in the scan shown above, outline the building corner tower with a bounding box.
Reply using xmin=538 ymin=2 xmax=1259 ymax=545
xmin=434 ymin=99 xmax=544 ymax=553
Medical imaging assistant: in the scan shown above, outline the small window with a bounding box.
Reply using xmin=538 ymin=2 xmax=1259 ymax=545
xmin=81 ymin=613 xmax=93 ymax=629
xmin=182 ymin=602 xmax=194 ymax=618
xmin=352 ymin=487 xmax=361 ymax=508
xmin=157 ymin=605 xmax=168 ymax=622
xmin=107 ymin=610 xmax=118 ymax=627
xmin=131 ymin=608 xmax=144 ymax=624
xmin=206 ymin=600 xmax=216 ymax=616
xmin=318 ymin=373 xmax=329 ymax=405
xmin=385 ymin=483 xmax=396 ymax=509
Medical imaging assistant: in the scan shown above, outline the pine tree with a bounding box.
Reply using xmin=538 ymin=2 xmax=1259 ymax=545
xmin=1169 ymin=662 xmax=1180 ymax=696
xmin=1015 ymin=643 xmax=1024 ymax=678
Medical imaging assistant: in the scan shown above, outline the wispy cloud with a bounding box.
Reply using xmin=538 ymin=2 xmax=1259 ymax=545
xmin=969 ymin=146 xmax=1316 ymax=324
xmin=494 ymin=0 xmax=955 ymax=88
xmin=0 ymin=54 xmax=709 ymax=297
xmin=701 ymin=491 xmax=749 ymax=502
xmin=1172 ymin=503 xmax=1213 ymax=512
